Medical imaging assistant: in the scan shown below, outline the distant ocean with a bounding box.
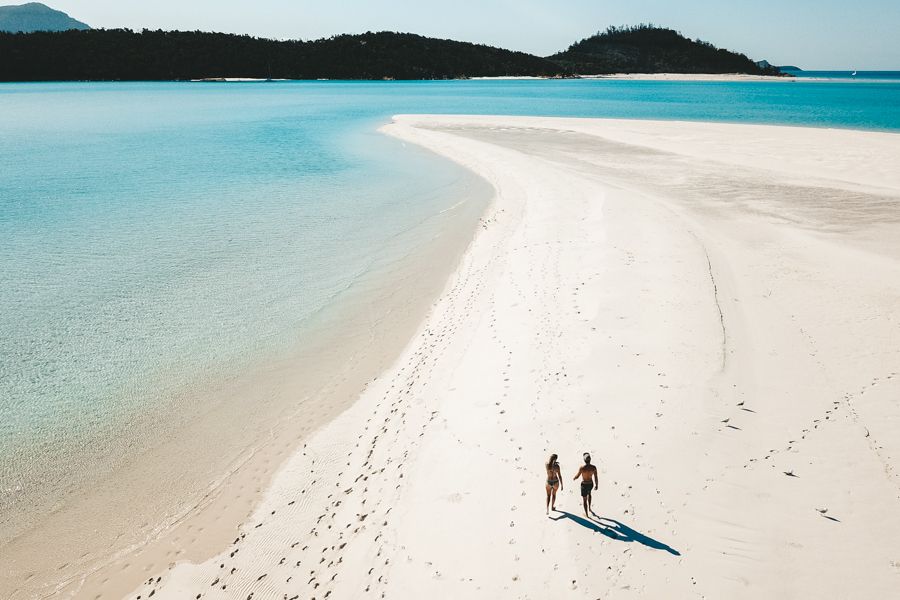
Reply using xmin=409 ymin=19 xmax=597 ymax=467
xmin=788 ymin=70 xmax=900 ymax=82
xmin=2 ymin=78 xmax=900 ymax=537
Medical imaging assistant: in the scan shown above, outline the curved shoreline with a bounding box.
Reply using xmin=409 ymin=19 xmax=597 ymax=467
xmin=0 ymin=135 xmax=491 ymax=599
xmin=9 ymin=114 xmax=900 ymax=599
xmin=120 ymin=115 xmax=900 ymax=599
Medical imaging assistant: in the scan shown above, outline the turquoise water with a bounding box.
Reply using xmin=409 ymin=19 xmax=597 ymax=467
xmin=0 ymin=83 xmax=485 ymax=514
xmin=2 ymin=79 xmax=900 ymax=516
xmin=788 ymin=70 xmax=900 ymax=82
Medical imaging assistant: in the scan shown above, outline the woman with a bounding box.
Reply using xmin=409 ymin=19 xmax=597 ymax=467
xmin=545 ymin=453 xmax=562 ymax=514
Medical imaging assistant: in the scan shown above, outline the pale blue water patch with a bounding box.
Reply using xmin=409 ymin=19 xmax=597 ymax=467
xmin=0 ymin=83 xmax=483 ymax=495
xmin=1 ymin=79 xmax=899 ymax=513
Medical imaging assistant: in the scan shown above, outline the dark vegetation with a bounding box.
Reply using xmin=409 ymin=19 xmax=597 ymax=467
xmin=0 ymin=29 xmax=561 ymax=81
xmin=0 ymin=24 xmax=783 ymax=81
xmin=550 ymin=25 xmax=782 ymax=75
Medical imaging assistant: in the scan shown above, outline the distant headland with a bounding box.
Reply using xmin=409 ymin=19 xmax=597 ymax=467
xmin=551 ymin=26 xmax=780 ymax=76
xmin=0 ymin=7 xmax=786 ymax=81
xmin=0 ymin=2 xmax=89 ymax=33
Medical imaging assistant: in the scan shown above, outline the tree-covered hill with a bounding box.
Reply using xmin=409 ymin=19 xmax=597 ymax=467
xmin=549 ymin=25 xmax=780 ymax=75
xmin=0 ymin=29 xmax=562 ymax=81
xmin=0 ymin=24 xmax=783 ymax=81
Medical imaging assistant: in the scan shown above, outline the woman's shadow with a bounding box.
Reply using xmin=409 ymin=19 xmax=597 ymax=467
xmin=549 ymin=510 xmax=680 ymax=556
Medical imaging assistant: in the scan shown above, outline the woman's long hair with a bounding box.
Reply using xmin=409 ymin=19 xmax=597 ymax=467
xmin=547 ymin=453 xmax=558 ymax=469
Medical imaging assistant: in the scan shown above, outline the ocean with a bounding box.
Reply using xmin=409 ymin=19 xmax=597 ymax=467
xmin=787 ymin=70 xmax=900 ymax=82
xmin=2 ymin=78 xmax=900 ymax=542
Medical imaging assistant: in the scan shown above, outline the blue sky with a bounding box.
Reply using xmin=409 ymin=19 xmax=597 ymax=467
xmin=49 ymin=0 xmax=900 ymax=69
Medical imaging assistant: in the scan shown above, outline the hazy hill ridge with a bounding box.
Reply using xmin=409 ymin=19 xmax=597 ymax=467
xmin=551 ymin=25 xmax=780 ymax=75
xmin=0 ymin=2 xmax=89 ymax=33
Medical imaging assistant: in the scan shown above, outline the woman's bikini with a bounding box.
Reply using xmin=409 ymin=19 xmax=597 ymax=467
xmin=546 ymin=462 xmax=560 ymax=487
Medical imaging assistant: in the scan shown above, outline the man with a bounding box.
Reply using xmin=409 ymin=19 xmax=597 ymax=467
xmin=573 ymin=452 xmax=598 ymax=517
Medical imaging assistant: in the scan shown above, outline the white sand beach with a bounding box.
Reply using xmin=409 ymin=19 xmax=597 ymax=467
xmin=60 ymin=116 xmax=900 ymax=599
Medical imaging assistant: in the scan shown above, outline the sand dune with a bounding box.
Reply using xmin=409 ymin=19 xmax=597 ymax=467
xmin=115 ymin=116 xmax=900 ymax=599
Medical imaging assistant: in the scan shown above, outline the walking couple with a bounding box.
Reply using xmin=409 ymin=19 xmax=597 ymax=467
xmin=545 ymin=452 xmax=598 ymax=517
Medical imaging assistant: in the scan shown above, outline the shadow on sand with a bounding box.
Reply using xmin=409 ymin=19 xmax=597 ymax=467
xmin=549 ymin=510 xmax=681 ymax=556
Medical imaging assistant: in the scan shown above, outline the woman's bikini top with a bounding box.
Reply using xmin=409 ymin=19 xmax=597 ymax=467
xmin=546 ymin=462 xmax=559 ymax=481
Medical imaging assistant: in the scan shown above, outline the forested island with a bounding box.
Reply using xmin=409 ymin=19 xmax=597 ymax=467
xmin=551 ymin=26 xmax=781 ymax=76
xmin=0 ymin=23 xmax=784 ymax=81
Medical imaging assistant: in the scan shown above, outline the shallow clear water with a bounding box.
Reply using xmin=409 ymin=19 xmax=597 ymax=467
xmin=2 ymin=78 xmax=899 ymax=511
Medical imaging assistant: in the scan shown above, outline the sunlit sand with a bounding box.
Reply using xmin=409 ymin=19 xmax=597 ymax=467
xmin=106 ymin=115 xmax=900 ymax=599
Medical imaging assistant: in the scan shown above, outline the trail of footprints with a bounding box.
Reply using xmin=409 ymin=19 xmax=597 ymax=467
xmin=712 ymin=369 xmax=900 ymax=518
xmin=686 ymin=295 xmax=900 ymax=521
xmin=133 ymin=207 xmax=519 ymax=600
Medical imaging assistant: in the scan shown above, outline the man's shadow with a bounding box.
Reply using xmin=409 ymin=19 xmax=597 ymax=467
xmin=549 ymin=510 xmax=680 ymax=556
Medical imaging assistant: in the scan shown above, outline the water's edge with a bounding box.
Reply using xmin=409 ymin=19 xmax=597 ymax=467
xmin=0 ymin=128 xmax=493 ymax=599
